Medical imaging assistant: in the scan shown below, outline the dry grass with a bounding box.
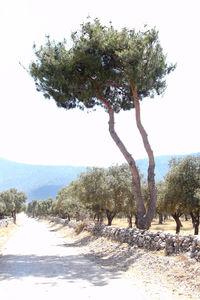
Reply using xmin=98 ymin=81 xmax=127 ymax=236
xmin=0 ymin=223 xmax=19 ymax=252
xmin=108 ymin=217 xmax=195 ymax=235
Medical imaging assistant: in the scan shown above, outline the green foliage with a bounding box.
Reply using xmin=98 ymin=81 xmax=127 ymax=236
xmin=155 ymin=181 xmax=167 ymax=215
xmin=73 ymin=164 xmax=143 ymax=225
xmin=0 ymin=188 xmax=27 ymax=218
xmin=0 ymin=197 xmax=6 ymax=217
xmin=53 ymin=184 xmax=85 ymax=220
xmin=27 ymin=198 xmax=54 ymax=217
xmin=26 ymin=156 xmax=200 ymax=234
xmin=156 ymin=156 xmax=200 ymax=234
xmin=29 ymin=18 xmax=175 ymax=113
xmin=77 ymin=167 xmax=107 ymax=218
xmin=164 ymin=156 xmax=200 ymax=214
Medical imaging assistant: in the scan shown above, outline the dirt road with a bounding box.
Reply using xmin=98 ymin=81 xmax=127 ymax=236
xmin=0 ymin=214 xmax=149 ymax=300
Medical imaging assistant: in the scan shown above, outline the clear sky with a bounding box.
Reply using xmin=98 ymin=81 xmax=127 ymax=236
xmin=0 ymin=0 xmax=199 ymax=167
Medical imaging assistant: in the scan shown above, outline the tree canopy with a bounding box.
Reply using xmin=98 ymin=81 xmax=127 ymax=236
xmin=163 ymin=156 xmax=200 ymax=234
xmin=30 ymin=19 xmax=175 ymax=112
xmin=0 ymin=188 xmax=27 ymax=222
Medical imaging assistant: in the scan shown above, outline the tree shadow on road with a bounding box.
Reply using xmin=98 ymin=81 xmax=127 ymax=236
xmin=0 ymin=253 xmax=118 ymax=286
xmin=58 ymin=234 xmax=147 ymax=273
xmin=59 ymin=235 xmax=98 ymax=248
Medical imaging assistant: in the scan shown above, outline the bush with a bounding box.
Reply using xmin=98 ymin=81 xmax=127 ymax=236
xmin=75 ymin=220 xmax=88 ymax=234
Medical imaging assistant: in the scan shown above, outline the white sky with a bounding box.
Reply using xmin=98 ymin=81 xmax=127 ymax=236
xmin=0 ymin=0 xmax=199 ymax=167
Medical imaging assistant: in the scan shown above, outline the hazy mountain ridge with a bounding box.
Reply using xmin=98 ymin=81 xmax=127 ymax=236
xmin=0 ymin=153 xmax=199 ymax=201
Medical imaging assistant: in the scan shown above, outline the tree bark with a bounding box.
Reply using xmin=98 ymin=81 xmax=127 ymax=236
xmin=127 ymin=215 xmax=133 ymax=228
xmin=106 ymin=210 xmax=116 ymax=226
xmin=107 ymin=108 xmax=147 ymax=228
xmin=12 ymin=211 xmax=16 ymax=224
xmin=130 ymin=83 xmax=157 ymax=229
xmin=97 ymin=87 xmax=157 ymax=229
xmin=164 ymin=214 xmax=168 ymax=222
xmin=190 ymin=211 xmax=199 ymax=235
xmin=158 ymin=214 xmax=163 ymax=224
xmin=171 ymin=213 xmax=182 ymax=234
xmin=97 ymin=90 xmax=147 ymax=229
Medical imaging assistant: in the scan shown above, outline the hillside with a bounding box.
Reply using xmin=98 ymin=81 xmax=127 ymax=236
xmin=0 ymin=153 xmax=199 ymax=201
xmin=0 ymin=159 xmax=86 ymax=201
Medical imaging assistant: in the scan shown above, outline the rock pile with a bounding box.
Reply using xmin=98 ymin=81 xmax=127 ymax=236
xmin=47 ymin=216 xmax=200 ymax=262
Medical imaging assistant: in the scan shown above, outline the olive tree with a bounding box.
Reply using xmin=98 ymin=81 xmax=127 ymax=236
xmin=163 ymin=156 xmax=200 ymax=234
xmin=77 ymin=167 xmax=108 ymax=223
xmin=54 ymin=184 xmax=85 ymax=220
xmin=0 ymin=188 xmax=27 ymax=223
xmin=29 ymin=19 xmax=175 ymax=229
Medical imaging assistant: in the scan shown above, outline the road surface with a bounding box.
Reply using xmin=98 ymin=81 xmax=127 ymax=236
xmin=0 ymin=214 xmax=149 ymax=300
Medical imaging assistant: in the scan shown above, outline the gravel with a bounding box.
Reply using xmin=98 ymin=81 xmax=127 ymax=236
xmin=54 ymin=222 xmax=200 ymax=300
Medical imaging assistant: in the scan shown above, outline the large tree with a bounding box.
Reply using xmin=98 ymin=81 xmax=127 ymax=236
xmin=29 ymin=19 xmax=175 ymax=229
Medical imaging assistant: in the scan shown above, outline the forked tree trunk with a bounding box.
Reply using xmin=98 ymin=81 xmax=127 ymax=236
xmin=107 ymin=108 xmax=146 ymax=228
xmin=97 ymin=87 xmax=157 ymax=230
xmin=172 ymin=213 xmax=182 ymax=234
xmin=106 ymin=210 xmax=116 ymax=226
xmin=130 ymin=83 xmax=157 ymax=229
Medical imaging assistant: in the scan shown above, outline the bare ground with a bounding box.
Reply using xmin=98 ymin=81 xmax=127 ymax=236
xmin=48 ymin=220 xmax=200 ymax=300
xmin=0 ymin=214 xmax=149 ymax=300
xmin=1 ymin=215 xmax=200 ymax=300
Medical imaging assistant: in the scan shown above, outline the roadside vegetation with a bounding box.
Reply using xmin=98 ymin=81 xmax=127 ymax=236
xmin=27 ymin=155 xmax=200 ymax=235
xmin=0 ymin=188 xmax=27 ymax=223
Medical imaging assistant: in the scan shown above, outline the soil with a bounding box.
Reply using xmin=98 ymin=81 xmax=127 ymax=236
xmin=0 ymin=214 xmax=148 ymax=300
xmin=1 ymin=214 xmax=200 ymax=300
xmin=49 ymin=220 xmax=200 ymax=300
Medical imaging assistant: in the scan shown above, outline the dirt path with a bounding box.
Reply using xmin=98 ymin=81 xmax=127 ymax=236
xmin=0 ymin=214 xmax=149 ymax=300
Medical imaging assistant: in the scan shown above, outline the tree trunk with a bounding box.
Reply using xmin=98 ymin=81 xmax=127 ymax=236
xmin=172 ymin=213 xmax=182 ymax=234
xmin=164 ymin=215 xmax=168 ymax=222
xmin=12 ymin=211 xmax=16 ymax=224
xmin=184 ymin=214 xmax=189 ymax=221
xmin=107 ymin=107 xmax=146 ymax=228
xmin=97 ymin=89 xmax=156 ymax=229
xmin=190 ymin=212 xmax=199 ymax=235
xmin=106 ymin=210 xmax=116 ymax=226
xmin=134 ymin=214 xmax=138 ymax=226
xmin=130 ymin=83 xmax=157 ymax=229
xmin=127 ymin=215 xmax=133 ymax=228
xmin=158 ymin=214 xmax=163 ymax=224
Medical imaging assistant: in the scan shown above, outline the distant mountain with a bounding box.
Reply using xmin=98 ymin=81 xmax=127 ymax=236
xmin=0 ymin=153 xmax=199 ymax=202
xmin=0 ymin=159 xmax=86 ymax=202
xmin=137 ymin=152 xmax=200 ymax=181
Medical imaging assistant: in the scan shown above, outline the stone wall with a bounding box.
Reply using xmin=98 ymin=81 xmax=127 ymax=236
xmin=0 ymin=217 xmax=14 ymax=229
xmin=47 ymin=216 xmax=200 ymax=262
